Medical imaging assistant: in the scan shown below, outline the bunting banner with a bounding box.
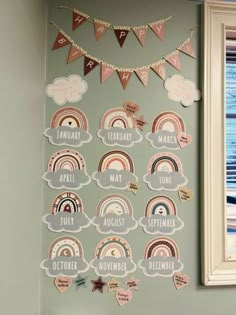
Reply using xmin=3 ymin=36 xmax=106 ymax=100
xmin=59 ymin=5 xmax=173 ymax=46
xmin=50 ymin=21 xmax=197 ymax=89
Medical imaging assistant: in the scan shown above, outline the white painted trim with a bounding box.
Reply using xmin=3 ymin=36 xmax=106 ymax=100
xmin=203 ymin=0 xmax=236 ymax=286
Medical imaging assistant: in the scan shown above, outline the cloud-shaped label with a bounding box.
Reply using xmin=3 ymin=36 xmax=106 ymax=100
xmin=146 ymin=131 xmax=179 ymax=149
xmin=40 ymin=256 xmax=89 ymax=277
xmin=97 ymin=127 xmax=143 ymax=147
xmin=143 ymin=171 xmax=187 ymax=191
xmin=164 ymin=74 xmax=201 ymax=107
xmin=93 ymin=169 xmax=137 ymax=189
xmin=92 ymin=213 xmax=137 ymax=234
xmin=139 ymin=214 xmax=184 ymax=235
xmin=43 ymin=212 xmax=91 ymax=233
xmin=90 ymin=256 xmax=136 ymax=277
xmin=44 ymin=126 xmax=92 ymax=147
xmin=46 ymin=75 xmax=88 ymax=105
xmin=138 ymin=256 xmax=183 ymax=277
xmin=43 ymin=169 xmax=91 ymax=190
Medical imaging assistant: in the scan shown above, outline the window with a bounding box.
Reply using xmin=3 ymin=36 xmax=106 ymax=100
xmin=226 ymin=33 xmax=236 ymax=260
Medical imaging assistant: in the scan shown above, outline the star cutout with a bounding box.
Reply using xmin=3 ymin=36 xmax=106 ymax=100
xmin=135 ymin=115 xmax=148 ymax=130
xmin=127 ymin=181 xmax=141 ymax=195
xmin=91 ymin=276 xmax=107 ymax=293
xmin=107 ymin=278 xmax=120 ymax=292
xmin=74 ymin=274 xmax=87 ymax=290
xmin=125 ymin=276 xmax=140 ymax=291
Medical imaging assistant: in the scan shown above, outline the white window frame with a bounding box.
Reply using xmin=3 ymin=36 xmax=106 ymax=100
xmin=203 ymin=0 xmax=236 ymax=285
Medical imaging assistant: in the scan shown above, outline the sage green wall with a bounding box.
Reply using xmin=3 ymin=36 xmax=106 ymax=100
xmin=41 ymin=1 xmax=236 ymax=314
xmin=0 ymin=1 xmax=45 ymax=315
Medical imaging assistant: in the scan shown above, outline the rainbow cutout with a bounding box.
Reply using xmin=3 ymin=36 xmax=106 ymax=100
xmin=48 ymin=236 xmax=84 ymax=260
xmin=47 ymin=149 xmax=86 ymax=172
xmin=147 ymin=152 xmax=183 ymax=174
xmin=152 ymin=112 xmax=185 ymax=134
xmin=52 ymin=191 xmax=83 ymax=214
xmin=96 ymin=194 xmax=133 ymax=216
xmin=145 ymin=196 xmax=176 ymax=217
xmin=100 ymin=108 xmax=136 ymax=129
xmin=50 ymin=107 xmax=89 ymax=130
xmin=98 ymin=150 xmax=134 ymax=172
xmin=94 ymin=236 xmax=132 ymax=259
xmin=144 ymin=237 xmax=179 ymax=259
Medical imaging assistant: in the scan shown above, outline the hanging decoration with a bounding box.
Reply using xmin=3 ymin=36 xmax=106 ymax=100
xmin=59 ymin=6 xmax=173 ymax=46
xmin=50 ymin=21 xmax=196 ymax=89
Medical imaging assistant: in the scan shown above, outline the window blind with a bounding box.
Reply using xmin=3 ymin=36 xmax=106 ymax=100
xmin=226 ymin=41 xmax=236 ymax=189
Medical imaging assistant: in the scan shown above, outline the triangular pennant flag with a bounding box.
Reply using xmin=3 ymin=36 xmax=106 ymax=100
xmin=132 ymin=26 xmax=148 ymax=46
xmin=166 ymin=51 xmax=181 ymax=71
xmin=94 ymin=19 xmax=110 ymax=41
xmin=118 ymin=70 xmax=132 ymax=89
xmin=178 ymin=39 xmax=196 ymax=59
xmin=84 ymin=56 xmax=99 ymax=76
xmin=114 ymin=29 xmax=129 ymax=47
xmin=52 ymin=32 xmax=71 ymax=50
xmin=101 ymin=64 xmax=115 ymax=82
xmin=135 ymin=68 xmax=149 ymax=87
xmin=67 ymin=45 xmax=84 ymax=63
xmin=73 ymin=10 xmax=89 ymax=31
xmin=152 ymin=61 xmax=166 ymax=80
xmin=149 ymin=21 xmax=164 ymax=41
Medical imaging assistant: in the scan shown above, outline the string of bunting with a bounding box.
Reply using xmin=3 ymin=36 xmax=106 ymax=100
xmin=59 ymin=5 xmax=173 ymax=46
xmin=50 ymin=21 xmax=197 ymax=89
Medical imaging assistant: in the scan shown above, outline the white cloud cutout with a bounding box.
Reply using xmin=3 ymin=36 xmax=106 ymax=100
xmin=164 ymin=74 xmax=201 ymax=107
xmin=46 ymin=75 xmax=88 ymax=105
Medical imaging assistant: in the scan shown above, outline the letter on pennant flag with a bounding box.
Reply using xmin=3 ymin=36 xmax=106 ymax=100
xmin=52 ymin=32 xmax=71 ymax=50
xmin=166 ymin=51 xmax=181 ymax=71
xmin=67 ymin=45 xmax=84 ymax=63
xmin=73 ymin=10 xmax=88 ymax=31
xmin=135 ymin=69 xmax=149 ymax=87
xmin=84 ymin=57 xmax=99 ymax=76
xmin=149 ymin=21 xmax=164 ymax=40
xmin=114 ymin=29 xmax=129 ymax=47
xmin=94 ymin=20 xmax=110 ymax=41
xmin=133 ymin=26 xmax=148 ymax=46
xmin=101 ymin=64 xmax=115 ymax=83
xmin=178 ymin=39 xmax=196 ymax=59
xmin=151 ymin=61 xmax=166 ymax=80
xmin=118 ymin=71 xmax=133 ymax=89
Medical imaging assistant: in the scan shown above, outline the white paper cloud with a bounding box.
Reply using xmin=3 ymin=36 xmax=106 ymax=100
xmin=46 ymin=75 xmax=88 ymax=105
xmin=164 ymin=74 xmax=201 ymax=107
